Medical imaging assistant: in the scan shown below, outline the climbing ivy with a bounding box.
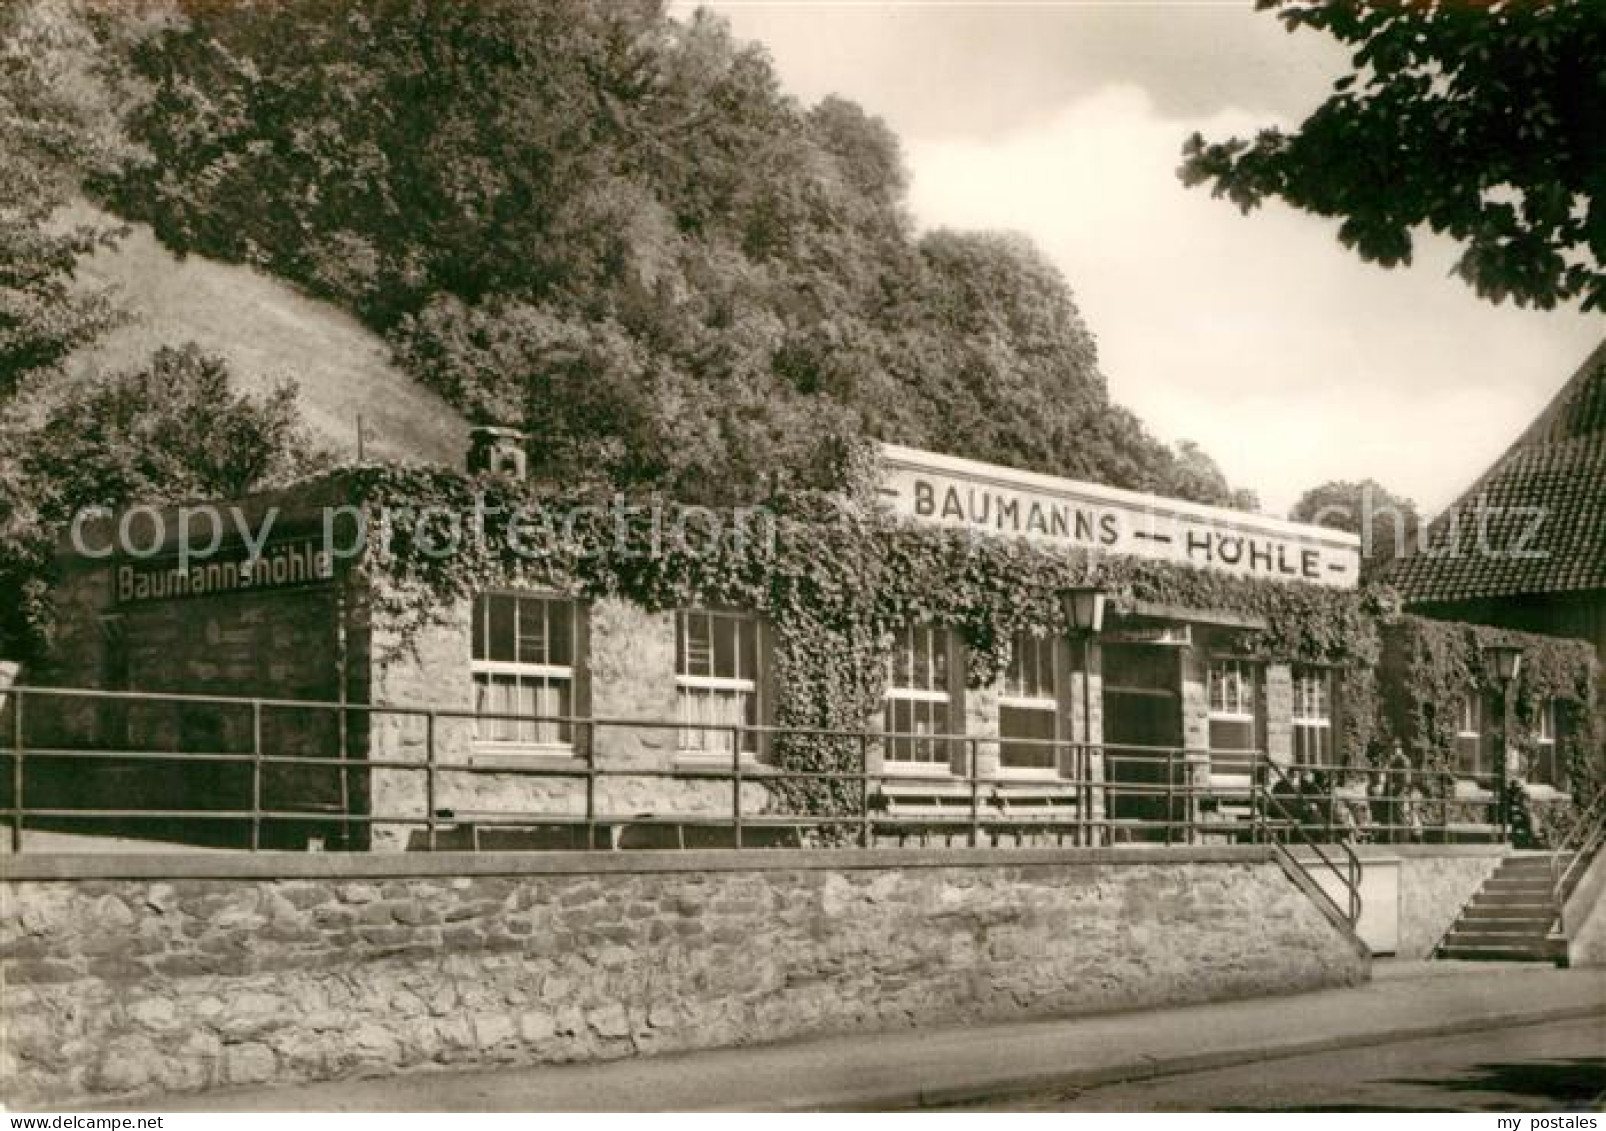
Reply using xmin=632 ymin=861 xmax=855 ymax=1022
xmin=1377 ymin=615 xmax=1601 ymax=799
xmin=338 ymin=458 xmax=1412 ymax=822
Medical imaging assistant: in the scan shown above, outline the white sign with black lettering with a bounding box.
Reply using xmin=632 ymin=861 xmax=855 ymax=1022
xmin=878 ymin=444 xmax=1360 ymax=589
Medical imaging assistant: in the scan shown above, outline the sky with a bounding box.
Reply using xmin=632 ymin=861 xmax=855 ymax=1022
xmin=689 ymin=0 xmax=1603 ymax=518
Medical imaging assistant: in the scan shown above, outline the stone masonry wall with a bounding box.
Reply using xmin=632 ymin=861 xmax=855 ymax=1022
xmin=1394 ymin=848 xmax=1506 ymax=959
xmin=367 ymin=596 xmax=763 ymax=850
xmin=0 ymin=848 xmax=1367 ymax=1106
xmin=9 ymin=562 xmax=352 ymax=846
xmin=1263 ymin=664 xmax=1293 ymax=764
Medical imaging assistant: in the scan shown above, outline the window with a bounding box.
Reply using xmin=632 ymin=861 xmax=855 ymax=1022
xmin=1532 ymin=699 xmax=1560 ymax=788
xmin=1291 ymin=666 xmax=1333 ymax=766
xmin=884 ymin=624 xmax=953 ymax=767
xmin=1454 ymin=691 xmax=1484 ymax=777
xmin=1207 ymin=659 xmax=1258 ymax=756
xmin=471 ymin=593 xmax=579 ymax=750
xmin=1000 ymin=633 xmax=1059 ymax=773
xmin=676 ymin=610 xmax=762 ymax=757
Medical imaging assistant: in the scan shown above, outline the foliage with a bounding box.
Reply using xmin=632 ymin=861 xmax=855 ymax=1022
xmin=1378 ymin=614 xmax=1601 ymax=797
xmin=343 ymin=455 xmax=1392 ymax=822
xmin=99 ymin=0 xmax=1254 ymax=507
xmin=0 ymin=345 xmax=323 ymax=657
xmin=1180 ymin=0 xmax=1606 ymax=311
xmin=1289 ymin=478 xmax=1420 ymax=572
xmin=0 ymin=0 xmax=135 ymax=401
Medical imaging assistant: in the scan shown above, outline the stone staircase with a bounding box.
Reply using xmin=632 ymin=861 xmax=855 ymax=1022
xmin=1437 ymin=853 xmax=1569 ymax=963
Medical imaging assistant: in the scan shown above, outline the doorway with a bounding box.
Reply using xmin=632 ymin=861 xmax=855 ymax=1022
xmin=1101 ymin=643 xmax=1184 ymax=837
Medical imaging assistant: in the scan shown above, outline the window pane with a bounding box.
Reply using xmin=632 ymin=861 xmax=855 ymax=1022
xmin=485 ymin=593 xmax=516 ymax=662
xmin=739 ymin=617 xmax=759 ymax=682
xmin=680 ymin=612 xmax=712 ymax=677
xmin=912 ymin=628 xmax=932 ymax=689
xmin=713 ymin=614 xmax=738 ymax=679
xmin=545 ymin=599 xmax=573 ymax=666
xmin=1001 ymin=705 xmax=1056 ymax=769
xmin=1294 ymin=724 xmax=1330 ymax=766
xmin=471 ymin=595 xmax=489 ymax=660
xmin=1209 ymin=717 xmax=1255 ymax=753
xmin=921 ymin=701 xmax=949 ymax=763
xmin=475 ymin=672 xmax=519 ymax=742
xmin=516 ymin=597 xmax=547 ymax=665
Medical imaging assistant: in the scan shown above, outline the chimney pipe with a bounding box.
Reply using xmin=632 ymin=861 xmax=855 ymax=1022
xmin=467 ymin=425 xmax=528 ymax=479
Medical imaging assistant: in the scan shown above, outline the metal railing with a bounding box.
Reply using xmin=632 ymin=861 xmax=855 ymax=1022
xmin=1253 ymin=758 xmax=1363 ymax=925
xmin=0 ymin=684 xmax=1503 ymax=865
xmin=1551 ymin=788 xmax=1606 ymax=933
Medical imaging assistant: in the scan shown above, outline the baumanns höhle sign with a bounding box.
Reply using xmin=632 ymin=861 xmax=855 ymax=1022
xmin=115 ymin=538 xmax=336 ymax=605
xmin=878 ymin=444 xmax=1360 ymax=589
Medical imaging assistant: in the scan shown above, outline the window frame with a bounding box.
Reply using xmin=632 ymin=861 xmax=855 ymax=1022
xmin=1531 ymin=698 xmax=1562 ymax=790
xmin=1206 ymin=657 xmax=1259 ymax=758
xmin=1453 ymin=689 xmax=1485 ymax=778
xmin=1291 ymin=665 xmax=1334 ymax=768
xmin=883 ymin=623 xmax=957 ymax=774
xmin=997 ymin=632 xmax=1061 ymax=779
xmin=674 ymin=608 xmax=765 ymax=764
xmin=469 ymin=591 xmax=582 ymax=758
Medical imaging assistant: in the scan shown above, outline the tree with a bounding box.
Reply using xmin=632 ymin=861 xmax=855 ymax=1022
xmin=0 ymin=0 xmax=136 ymax=400
xmin=1160 ymin=440 xmax=1260 ymax=512
xmin=1290 ymin=478 xmax=1420 ymax=569
xmin=1180 ymin=0 xmax=1606 ymax=311
xmin=0 ymin=345 xmax=322 ymax=658
xmin=104 ymin=2 xmax=1250 ymax=506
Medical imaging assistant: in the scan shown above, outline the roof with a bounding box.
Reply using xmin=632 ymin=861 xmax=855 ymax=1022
xmin=1386 ymin=338 xmax=1606 ymax=604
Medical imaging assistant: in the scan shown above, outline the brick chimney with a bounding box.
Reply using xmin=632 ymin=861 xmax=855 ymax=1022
xmin=467 ymin=425 xmax=528 ymax=479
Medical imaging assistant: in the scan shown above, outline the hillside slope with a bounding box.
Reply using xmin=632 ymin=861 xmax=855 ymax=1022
xmin=61 ymin=201 xmax=469 ymax=468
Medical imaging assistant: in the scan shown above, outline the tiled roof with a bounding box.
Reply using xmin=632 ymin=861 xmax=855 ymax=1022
xmin=1386 ymin=338 xmax=1606 ymax=604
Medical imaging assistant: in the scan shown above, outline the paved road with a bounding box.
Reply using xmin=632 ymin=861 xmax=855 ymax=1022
xmin=948 ymin=1017 xmax=1606 ymax=1112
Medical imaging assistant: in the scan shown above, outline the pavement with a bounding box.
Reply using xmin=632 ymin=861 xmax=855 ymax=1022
xmin=127 ymin=960 xmax=1606 ymax=1112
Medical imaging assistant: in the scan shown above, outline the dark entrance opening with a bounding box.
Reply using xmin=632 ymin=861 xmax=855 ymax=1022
xmin=1101 ymin=642 xmax=1184 ymax=839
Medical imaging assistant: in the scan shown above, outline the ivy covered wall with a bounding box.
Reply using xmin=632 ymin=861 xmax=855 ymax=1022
xmin=1377 ymin=614 xmax=1601 ymax=798
xmin=340 ymin=461 xmax=1507 ymax=819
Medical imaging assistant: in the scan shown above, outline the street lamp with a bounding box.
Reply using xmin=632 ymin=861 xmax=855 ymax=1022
xmin=1481 ymin=642 xmax=1524 ymax=840
xmin=1060 ymin=586 xmax=1107 ymax=635
xmin=1059 ymin=587 xmax=1106 ymax=846
xmin=1483 ymin=643 xmax=1524 ymax=685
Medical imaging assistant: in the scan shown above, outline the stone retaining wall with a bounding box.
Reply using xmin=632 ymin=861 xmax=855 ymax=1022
xmin=1 ymin=847 xmax=1368 ymax=1107
xmin=1393 ymin=846 xmax=1506 ymax=959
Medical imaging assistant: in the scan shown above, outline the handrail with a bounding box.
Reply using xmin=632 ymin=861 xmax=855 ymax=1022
xmin=0 ymin=682 xmax=1478 ymax=865
xmin=1255 ymin=757 xmax=1363 ymax=927
xmin=1551 ymin=788 xmax=1606 ymax=932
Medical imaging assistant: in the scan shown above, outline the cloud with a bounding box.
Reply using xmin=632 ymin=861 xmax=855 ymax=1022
xmin=697 ymin=0 xmax=1347 ymax=138
xmin=901 ymin=84 xmax=1602 ymax=516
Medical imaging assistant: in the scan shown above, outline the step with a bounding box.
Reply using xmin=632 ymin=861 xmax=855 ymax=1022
xmin=1459 ymin=904 xmax=1557 ymax=920
xmin=1471 ymin=893 xmax=1558 ymax=911
xmin=1445 ymin=925 xmax=1554 ymax=944
xmin=1456 ymin=923 xmax=1555 ymax=938
xmin=1455 ymin=921 xmax=1554 ymax=937
xmin=1480 ymin=884 xmax=1555 ymax=898
xmin=1496 ymin=854 xmax=1561 ymax=873
xmin=1436 ymin=943 xmax=1563 ymax=962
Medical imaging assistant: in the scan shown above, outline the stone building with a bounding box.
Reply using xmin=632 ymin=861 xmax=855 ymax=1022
xmin=27 ymin=431 xmax=1593 ymax=851
xmin=14 ymin=434 xmax=1396 ymax=851
xmin=1387 ymin=337 xmax=1606 ymax=665
xmin=1382 ymin=338 xmax=1606 ymax=810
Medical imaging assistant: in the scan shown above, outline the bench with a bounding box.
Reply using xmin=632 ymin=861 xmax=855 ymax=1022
xmin=988 ymin=784 xmax=1084 ymax=845
xmin=1194 ymin=773 xmax=1257 ymax=842
xmin=871 ymin=781 xmax=1084 ymax=846
xmin=870 ymin=780 xmax=987 ymax=846
xmin=423 ymin=809 xmax=807 ymax=851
